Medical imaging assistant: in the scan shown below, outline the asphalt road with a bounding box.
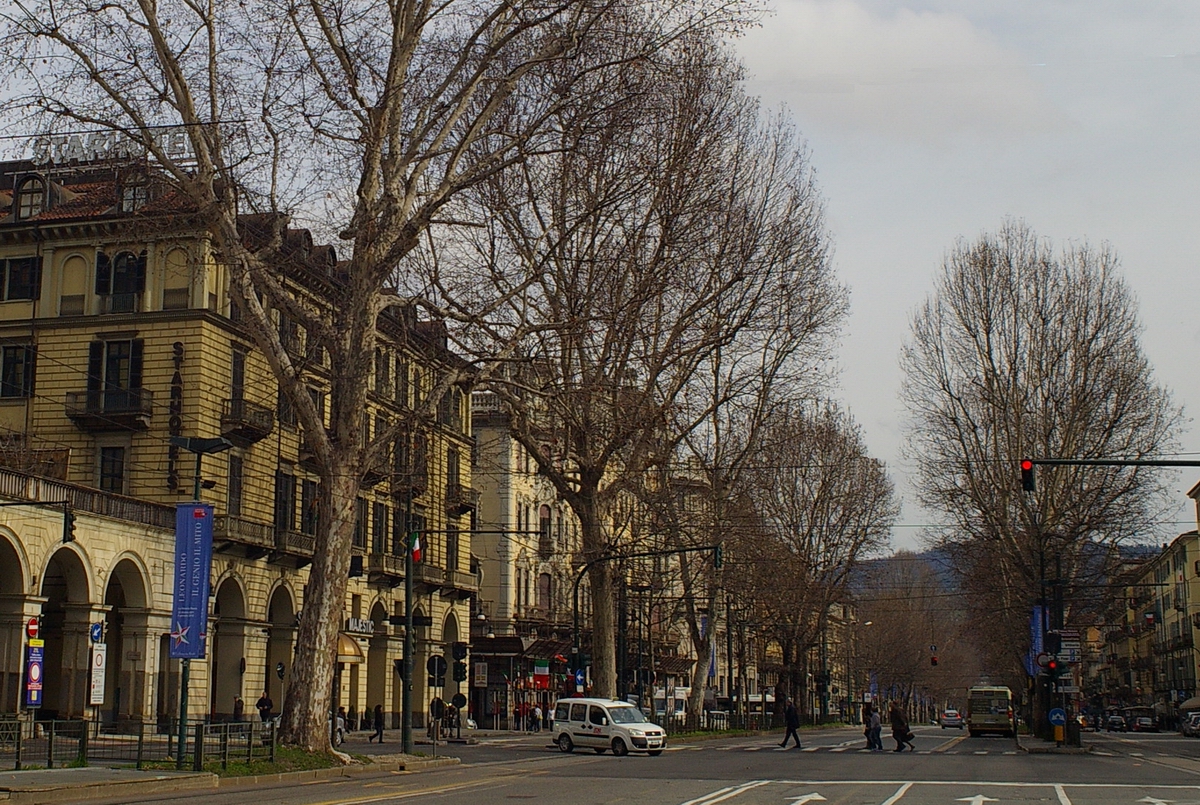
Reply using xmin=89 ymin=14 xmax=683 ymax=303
xmin=95 ymin=725 xmax=1200 ymax=805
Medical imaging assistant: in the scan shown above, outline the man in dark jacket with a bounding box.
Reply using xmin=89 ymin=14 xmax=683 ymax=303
xmin=780 ymin=699 xmax=802 ymax=748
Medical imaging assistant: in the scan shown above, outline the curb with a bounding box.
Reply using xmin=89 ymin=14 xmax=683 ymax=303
xmin=3 ymin=772 xmax=216 ymax=805
xmin=216 ymin=755 xmax=460 ymax=787
xmin=1016 ymin=740 xmax=1092 ymax=754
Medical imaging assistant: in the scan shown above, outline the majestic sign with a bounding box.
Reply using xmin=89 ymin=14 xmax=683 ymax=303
xmin=25 ymin=638 xmax=44 ymax=708
xmin=169 ymin=503 xmax=214 ymax=659
xmin=345 ymin=618 xmax=375 ymax=635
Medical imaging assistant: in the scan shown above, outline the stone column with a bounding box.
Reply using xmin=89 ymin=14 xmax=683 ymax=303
xmin=62 ymin=602 xmax=111 ymax=718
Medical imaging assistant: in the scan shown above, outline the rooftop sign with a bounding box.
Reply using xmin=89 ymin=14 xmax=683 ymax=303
xmin=29 ymin=127 xmax=194 ymax=167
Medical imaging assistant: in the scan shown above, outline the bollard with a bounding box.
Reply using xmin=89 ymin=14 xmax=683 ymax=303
xmin=192 ymin=723 xmax=204 ymax=771
xmin=47 ymin=721 xmax=55 ymax=769
xmin=269 ymin=720 xmax=276 ymax=764
xmin=220 ymin=725 xmax=229 ymax=770
xmin=136 ymin=724 xmax=145 ymax=770
xmin=77 ymin=719 xmax=88 ymax=767
xmin=14 ymin=720 xmax=22 ymax=770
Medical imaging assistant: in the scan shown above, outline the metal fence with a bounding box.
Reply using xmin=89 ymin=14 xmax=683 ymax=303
xmin=0 ymin=718 xmax=276 ymax=771
xmin=649 ymin=711 xmax=781 ymax=735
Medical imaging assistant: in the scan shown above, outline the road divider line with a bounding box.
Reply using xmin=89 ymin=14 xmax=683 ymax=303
xmin=1055 ymin=784 xmax=1072 ymax=805
xmin=880 ymin=782 xmax=913 ymax=805
xmin=933 ymin=734 xmax=969 ymax=753
xmin=679 ymin=781 xmax=771 ymax=805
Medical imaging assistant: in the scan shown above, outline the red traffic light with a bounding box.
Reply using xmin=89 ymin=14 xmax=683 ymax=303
xmin=930 ymin=656 xmax=938 ymax=666
xmin=1021 ymin=459 xmax=1035 ymax=492
xmin=1046 ymin=658 xmax=1059 ymax=673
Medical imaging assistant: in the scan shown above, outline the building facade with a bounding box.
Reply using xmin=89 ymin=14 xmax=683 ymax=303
xmin=0 ymin=156 xmax=476 ymax=727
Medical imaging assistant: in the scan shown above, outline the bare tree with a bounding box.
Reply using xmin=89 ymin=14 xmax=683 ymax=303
xmin=425 ymin=35 xmax=844 ymax=698
xmin=901 ymin=219 xmax=1182 ymax=687
xmin=730 ymin=402 xmax=896 ymax=714
xmin=3 ymin=0 xmax=756 ymax=751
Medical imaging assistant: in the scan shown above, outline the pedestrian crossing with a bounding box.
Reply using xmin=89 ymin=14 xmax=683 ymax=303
xmin=665 ymin=744 xmax=1019 ymax=755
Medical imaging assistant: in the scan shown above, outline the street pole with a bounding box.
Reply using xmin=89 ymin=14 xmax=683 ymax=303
xmin=176 ymin=450 xmax=202 ymax=769
xmin=402 ymin=487 xmax=414 ymax=755
xmin=725 ymin=596 xmax=734 ymax=714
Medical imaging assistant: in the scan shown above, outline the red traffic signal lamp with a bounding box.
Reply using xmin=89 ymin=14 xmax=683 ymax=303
xmin=930 ymin=655 xmax=938 ymax=667
xmin=1045 ymin=656 xmax=1059 ymax=677
xmin=1021 ymin=459 xmax=1035 ymax=492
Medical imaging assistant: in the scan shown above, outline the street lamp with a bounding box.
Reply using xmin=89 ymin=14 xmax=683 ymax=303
xmin=168 ymin=435 xmax=232 ymax=768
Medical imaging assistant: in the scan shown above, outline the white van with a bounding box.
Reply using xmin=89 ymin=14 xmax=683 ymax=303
xmin=552 ymin=697 xmax=665 ymax=756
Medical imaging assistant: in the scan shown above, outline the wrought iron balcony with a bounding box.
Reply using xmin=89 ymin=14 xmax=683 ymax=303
xmin=271 ymin=528 xmax=315 ymax=568
xmin=444 ymin=482 xmax=479 ymax=516
xmin=367 ymin=553 xmax=405 ymax=587
xmin=221 ymin=398 xmax=274 ymax=446
xmin=213 ymin=515 xmax=273 ymax=559
xmin=65 ymin=389 xmax=153 ymax=431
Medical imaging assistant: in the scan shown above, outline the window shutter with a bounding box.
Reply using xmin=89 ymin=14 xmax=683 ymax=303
xmin=129 ymin=339 xmax=144 ymax=389
xmin=87 ymin=342 xmax=103 ymax=391
xmin=95 ymin=252 xmax=111 ymax=295
xmin=24 ymin=346 xmax=36 ymax=397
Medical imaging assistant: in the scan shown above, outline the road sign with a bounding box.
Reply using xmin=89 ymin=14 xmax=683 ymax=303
xmin=452 ymin=692 xmax=467 ymax=709
xmin=25 ymin=638 xmax=44 ymax=708
xmin=1056 ymin=685 xmax=1080 ymax=694
xmin=26 ymin=618 xmax=38 ymax=639
xmin=426 ymin=655 xmax=447 ymax=678
xmin=89 ymin=644 xmax=107 ymax=705
xmin=1048 ymin=708 xmax=1066 ymax=726
xmin=575 ymin=668 xmax=585 ymax=686
xmin=90 ymin=622 xmax=103 ymax=643
xmin=474 ymin=661 xmax=488 ymax=687
xmin=1036 ymin=652 xmax=1051 ymax=668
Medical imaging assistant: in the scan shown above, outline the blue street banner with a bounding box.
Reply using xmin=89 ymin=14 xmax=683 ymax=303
xmin=170 ymin=503 xmax=214 ymax=659
xmin=1026 ymin=604 xmax=1045 ymax=677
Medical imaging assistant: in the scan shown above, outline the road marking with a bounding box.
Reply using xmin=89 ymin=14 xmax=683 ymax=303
xmin=973 ymin=751 xmax=988 ymax=755
xmin=881 ymin=782 xmax=913 ymax=805
xmin=786 ymin=794 xmax=827 ymax=805
xmin=1139 ymin=798 xmax=1175 ymax=805
xmin=934 ymin=734 xmax=970 ymax=752
xmin=955 ymin=797 xmax=998 ymax=805
xmin=679 ymin=781 xmax=772 ymax=805
xmin=801 ymin=746 xmax=819 ymax=752
xmin=1132 ymin=752 xmax=1145 ymax=757
xmin=1055 ymin=784 xmax=1071 ymax=805
xmin=830 ymin=747 xmax=849 ymax=753
xmin=305 ymin=777 xmax=506 ymax=805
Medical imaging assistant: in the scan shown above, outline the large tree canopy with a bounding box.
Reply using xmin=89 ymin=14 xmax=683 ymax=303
xmin=901 ymin=219 xmax=1182 ymax=683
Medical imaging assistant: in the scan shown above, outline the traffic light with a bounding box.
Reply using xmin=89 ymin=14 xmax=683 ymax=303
xmin=1021 ymin=459 xmax=1035 ymax=492
xmin=713 ymin=543 xmax=723 ymax=569
xmin=453 ymin=661 xmax=468 ymax=682
xmin=1045 ymin=632 xmax=1062 ymax=654
xmin=452 ymin=641 xmax=468 ymax=660
xmin=1046 ymin=656 xmax=1060 ymax=679
xmin=930 ymin=655 xmax=938 ymax=667
xmin=63 ymin=507 xmax=76 ymax=543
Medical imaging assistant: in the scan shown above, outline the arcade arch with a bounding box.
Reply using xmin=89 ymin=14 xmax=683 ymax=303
xmin=40 ymin=546 xmax=94 ymax=718
xmin=102 ymin=557 xmax=149 ymax=721
xmin=210 ymin=577 xmax=247 ymax=719
xmin=264 ymin=585 xmax=295 ymax=714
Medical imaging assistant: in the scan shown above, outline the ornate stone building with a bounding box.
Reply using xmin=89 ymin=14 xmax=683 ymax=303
xmin=0 ymin=155 xmax=476 ymax=727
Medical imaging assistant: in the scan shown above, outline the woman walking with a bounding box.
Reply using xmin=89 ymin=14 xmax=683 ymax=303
xmin=889 ymin=702 xmax=915 ymax=752
xmin=369 ymin=703 xmax=385 ymax=743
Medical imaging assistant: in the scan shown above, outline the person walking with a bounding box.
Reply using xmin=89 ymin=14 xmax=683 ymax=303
xmin=780 ymin=698 xmax=802 ymax=748
xmin=868 ymin=704 xmax=883 ymax=750
xmin=233 ymin=696 xmax=245 ymax=722
xmin=256 ymin=691 xmax=274 ymax=724
xmin=369 ymin=704 xmax=385 ymax=743
xmin=862 ymin=703 xmax=874 ymax=750
xmin=889 ymin=702 xmax=915 ymax=752
xmin=532 ymin=704 xmax=543 ymax=733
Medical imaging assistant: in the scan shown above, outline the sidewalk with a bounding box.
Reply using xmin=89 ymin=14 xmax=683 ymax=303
xmin=0 ymin=744 xmax=460 ymax=805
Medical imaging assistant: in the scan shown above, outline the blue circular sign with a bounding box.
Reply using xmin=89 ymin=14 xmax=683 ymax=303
xmin=574 ymin=669 xmax=585 ymax=686
xmin=1049 ymin=707 xmax=1067 ymax=726
xmin=90 ymin=622 xmax=103 ymax=643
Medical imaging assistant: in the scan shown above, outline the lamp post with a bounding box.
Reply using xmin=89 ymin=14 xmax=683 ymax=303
xmin=168 ymin=435 xmax=232 ymax=769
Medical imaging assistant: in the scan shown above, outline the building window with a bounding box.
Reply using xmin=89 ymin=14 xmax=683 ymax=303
xmin=1 ymin=257 xmax=42 ymax=301
xmin=99 ymin=446 xmax=126 ymax=494
xmin=87 ymin=339 xmax=144 ymax=411
xmin=231 ymin=345 xmax=247 ymax=401
xmin=228 ymin=454 xmax=244 ymax=517
xmin=95 ymin=250 xmax=147 ymax=313
xmin=374 ymin=349 xmax=390 ymax=396
xmin=119 ymin=177 xmax=148 ymax=213
xmin=395 ymin=359 xmax=409 ymax=407
xmin=447 ymin=448 xmax=460 ymax=487
xmin=353 ymin=497 xmax=368 ymax=549
xmin=0 ymin=344 xmax=35 ymax=398
xmin=274 ymin=471 xmax=296 ymax=532
xmin=372 ymin=501 xmax=388 ymax=553
xmin=538 ymin=504 xmax=552 ymax=560
xmin=16 ymin=178 xmax=43 ymax=219
xmin=446 ymin=526 xmax=459 ymax=571
xmin=277 ymin=390 xmax=296 ymax=427
xmin=301 ymin=478 xmax=320 ymax=535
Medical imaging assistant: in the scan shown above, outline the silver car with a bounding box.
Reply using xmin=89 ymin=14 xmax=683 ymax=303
xmin=940 ymin=709 xmax=964 ymax=729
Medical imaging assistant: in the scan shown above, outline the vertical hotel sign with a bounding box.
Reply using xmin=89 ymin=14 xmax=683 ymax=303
xmin=170 ymin=503 xmax=214 ymax=659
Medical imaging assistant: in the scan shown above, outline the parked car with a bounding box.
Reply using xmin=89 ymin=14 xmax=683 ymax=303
xmin=1106 ymin=714 xmax=1127 ymax=732
xmin=940 ymin=709 xmax=964 ymax=729
xmin=1132 ymin=716 xmax=1158 ymax=732
xmin=1181 ymin=712 xmax=1200 ymax=737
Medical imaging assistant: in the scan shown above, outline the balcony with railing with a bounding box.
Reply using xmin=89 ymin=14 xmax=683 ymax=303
xmin=213 ymin=515 xmax=274 ymax=559
xmin=271 ymin=529 xmax=315 ymax=568
xmin=221 ymin=398 xmax=275 ymax=446
xmin=65 ymin=389 xmax=153 ymax=431
xmin=443 ymin=568 xmax=478 ymax=599
xmin=367 ymin=553 xmax=405 ymax=587
xmin=444 ymin=483 xmax=479 ymax=516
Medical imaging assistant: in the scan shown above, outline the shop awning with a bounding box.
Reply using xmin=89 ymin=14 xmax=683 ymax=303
xmin=1180 ymin=696 xmax=1200 ymax=711
xmin=337 ymin=632 xmax=365 ymax=664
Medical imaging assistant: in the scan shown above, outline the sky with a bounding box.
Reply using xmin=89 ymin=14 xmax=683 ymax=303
xmin=734 ymin=1 xmax=1200 ymax=552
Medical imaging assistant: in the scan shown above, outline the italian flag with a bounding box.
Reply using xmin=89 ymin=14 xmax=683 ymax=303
xmin=410 ymin=532 xmax=422 ymax=563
